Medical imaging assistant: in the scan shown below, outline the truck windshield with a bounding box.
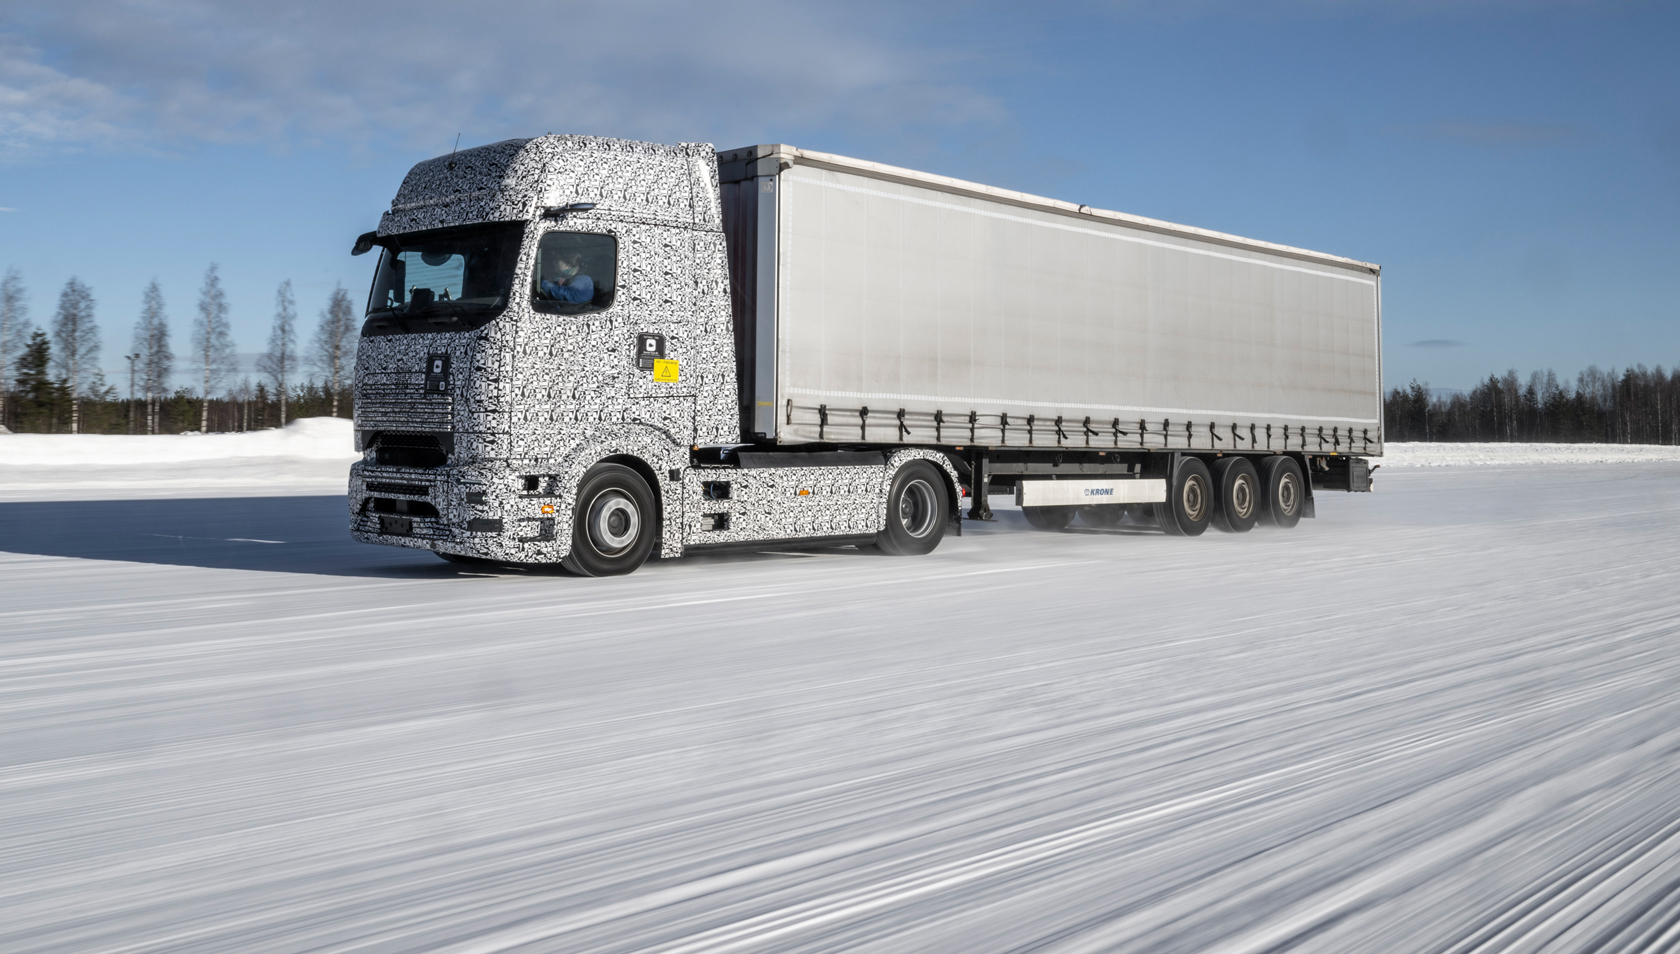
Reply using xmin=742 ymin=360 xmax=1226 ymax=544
xmin=363 ymin=222 xmax=525 ymax=335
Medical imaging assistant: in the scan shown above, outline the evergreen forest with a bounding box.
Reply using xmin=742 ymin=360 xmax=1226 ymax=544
xmin=1384 ymin=367 xmax=1680 ymax=444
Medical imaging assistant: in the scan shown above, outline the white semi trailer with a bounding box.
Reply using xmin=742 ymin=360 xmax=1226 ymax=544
xmin=349 ymin=135 xmax=1381 ymax=575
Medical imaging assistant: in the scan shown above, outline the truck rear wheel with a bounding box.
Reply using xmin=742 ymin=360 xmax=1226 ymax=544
xmin=1211 ymin=457 xmax=1260 ymax=533
xmin=1023 ymin=506 xmax=1077 ymax=531
xmin=561 ymin=463 xmax=658 ymax=576
xmin=1153 ymin=457 xmax=1213 ymax=537
xmin=1258 ymin=456 xmax=1305 ymax=529
xmin=875 ymin=461 xmax=948 ymax=555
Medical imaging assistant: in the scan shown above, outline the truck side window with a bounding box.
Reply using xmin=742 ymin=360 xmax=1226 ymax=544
xmin=532 ymin=232 xmax=617 ymax=315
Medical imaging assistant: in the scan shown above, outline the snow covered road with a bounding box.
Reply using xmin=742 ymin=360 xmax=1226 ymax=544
xmin=3 ymin=463 xmax=1680 ymax=952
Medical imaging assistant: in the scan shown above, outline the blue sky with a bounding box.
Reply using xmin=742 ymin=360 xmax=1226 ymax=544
xmin=1 ymin=0 xmax=1676 ymax=394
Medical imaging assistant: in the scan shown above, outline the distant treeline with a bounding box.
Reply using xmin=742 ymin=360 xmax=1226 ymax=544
xmin=2 ymin=379 xmax=354 ymax=435
xmin=1385 ymin=366 xmax=1680 ymax=444
xmin=11 ymin=260 xmax=1679 ymax=446
xmin=0 ymin=266 xmax=357 ymax=435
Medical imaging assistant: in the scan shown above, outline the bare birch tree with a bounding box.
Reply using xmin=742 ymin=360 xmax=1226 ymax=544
xmin=258 ymin=280 xmax=297 ymax=426
xmin=50 ymin=277 xmax=100 ymax=435
xmin=133 ymin=280 xmax=172 ymax=435
xmin=0 ymin=269 xmax=32 ymax=429
xmin=311 ymin=284 xmax=357 ymax=417
xmin=232 ymin=377 xmax=253 ymax=431
xmin=191 ymin=264 xmax=236 ymax=433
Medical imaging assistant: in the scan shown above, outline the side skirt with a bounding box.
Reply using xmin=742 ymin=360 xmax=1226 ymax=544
xmin=682 ymin=533 xmax=880 ymax=556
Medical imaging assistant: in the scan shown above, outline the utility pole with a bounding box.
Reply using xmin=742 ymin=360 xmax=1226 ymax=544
xmin=126 ymin=352 xmax=140 ymax=434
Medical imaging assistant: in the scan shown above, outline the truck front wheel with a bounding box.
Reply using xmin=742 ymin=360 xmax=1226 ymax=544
xmin=875 ymin=461 xmax=948 ymax=555
xmin=562 ymin=463 xmax=658 ymax=576
xmin=1153 ymin=457 xmax=1213 ymax=537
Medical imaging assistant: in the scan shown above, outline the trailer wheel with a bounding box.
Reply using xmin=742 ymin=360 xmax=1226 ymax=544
xmin=1258 ymin=456 xmax=1305 ymax=529
xmin=561 ymin=463 xmax=658 ymax=576
xmin=875 ymin=461 xmax=948 ymax=555
xmin=1211 ymin=457 xmax=1260 ymax=533
xmin=1153 ymin=457 xmax=1213 ymax=536
xmin=1023 ymin=506 xmax=1077 ymax=531
xmin=1078 ymin=506 xmax=1125 ymax=529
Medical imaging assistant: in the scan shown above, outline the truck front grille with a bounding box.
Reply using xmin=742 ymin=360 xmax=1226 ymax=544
xmin=357 ymin=372 xmax=454 ymax=430
xmin=368 ymin=497 xmax=440 ymax=518
xmin=365 ymin=481 xmax=429 ymax=497
xmin=373 ymin=433 xmax=448 ymax=468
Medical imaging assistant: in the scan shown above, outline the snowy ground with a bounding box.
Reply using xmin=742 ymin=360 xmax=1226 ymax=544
xmin=1382 ymin=441 xmax=1680 ymax=468
xmin=4 ymin=445 xmax=1680 ymax=953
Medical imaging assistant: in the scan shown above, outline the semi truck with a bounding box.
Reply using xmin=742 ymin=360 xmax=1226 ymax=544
xmin=349 ymin=135 xmax=1381 ymax=576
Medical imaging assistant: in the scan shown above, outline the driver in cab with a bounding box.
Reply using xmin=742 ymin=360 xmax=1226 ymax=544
xmin=539 ymin=249 xmax=593 ymax=304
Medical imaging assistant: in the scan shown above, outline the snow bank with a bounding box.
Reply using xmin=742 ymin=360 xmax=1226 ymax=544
xmin=0 ymin=418 xmax=358 ymax=501
xmin=0 ymin=416 xmax=357 ymax=465
xmin=6 ymin=423 xmax=1679 ymax=503
xmin=1382 ymin=442 xmax=1680 ymax=467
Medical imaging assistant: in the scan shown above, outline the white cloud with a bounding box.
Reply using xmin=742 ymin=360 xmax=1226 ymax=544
xmin=0 ymin=1 xmax=1011 ymax=158
xmin=0 ymin=35 xmax=138 ymax=157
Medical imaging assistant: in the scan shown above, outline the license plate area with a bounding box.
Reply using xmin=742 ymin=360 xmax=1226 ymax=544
xmin=379 ymin=515 xmax=414 ymax=536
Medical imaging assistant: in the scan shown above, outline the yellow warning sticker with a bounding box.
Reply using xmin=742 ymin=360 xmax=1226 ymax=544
xmin=652 ymin=358 xmax=679 ymax=382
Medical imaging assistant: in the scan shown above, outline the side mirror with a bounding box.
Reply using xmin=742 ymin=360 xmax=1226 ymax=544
xmin=351 ymin=231 xmax=380 ymax=256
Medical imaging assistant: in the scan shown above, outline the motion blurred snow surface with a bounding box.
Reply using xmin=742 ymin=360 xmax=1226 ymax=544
xmin=3 ymin=450 xmax=1680 ymax=952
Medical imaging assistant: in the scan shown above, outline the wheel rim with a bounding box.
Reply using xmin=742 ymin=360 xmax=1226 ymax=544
xmin=898 ymin=479 xmax=938 ymax=538
xmin=1277 ymin=473 xmax=1299 ymax=516
xmin=1231 ymin=474 xmax=1255 ymax=519
xmin=1181 ymin=474 xmax=1208 ymax=522
xmin=587 ymin=490 xmax=640 ymax=554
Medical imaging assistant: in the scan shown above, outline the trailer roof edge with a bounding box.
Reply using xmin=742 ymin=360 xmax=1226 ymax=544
xmin=729 ymin=143 xmax=1380 ymax=275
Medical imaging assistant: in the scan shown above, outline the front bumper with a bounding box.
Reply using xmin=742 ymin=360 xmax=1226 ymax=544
xmin=349 ymin=460 xmax=549 ymax=561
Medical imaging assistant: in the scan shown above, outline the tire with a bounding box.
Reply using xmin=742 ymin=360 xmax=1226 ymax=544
xmin=1211 ymin=457 xmax=1261 ymax=533
xmin=1079 ymin=506 xmax=1126 ymax=529
xmin=1152 ymin=457 xmax=1213 ymax=537
xmin=875 ymin=461 xmax=948 ymax=555
xmin=1022 ymin=505 xmax=1077 ymax=531
xmin=1258 ymin=456 xmax=1306 ymax=529
xmin=560 ymin=463 xmax=658 ymax=576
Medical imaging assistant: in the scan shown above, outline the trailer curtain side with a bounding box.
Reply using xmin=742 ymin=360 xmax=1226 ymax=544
xmin=720 ymin=148 xmax=1383 ymax=455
